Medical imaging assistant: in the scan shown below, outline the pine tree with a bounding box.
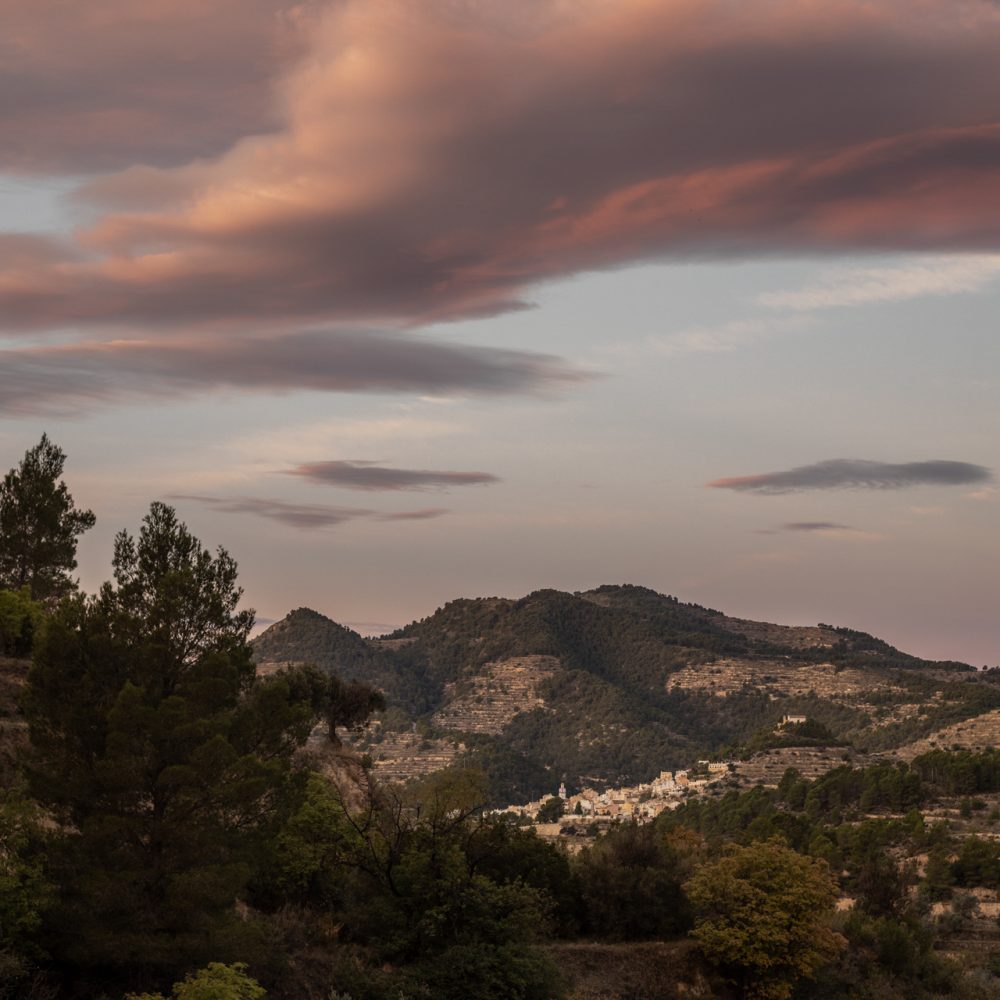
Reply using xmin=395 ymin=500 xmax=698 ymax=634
xmin=0 ymin=434 xmax=95 ymax=601
xmin=23 ymin=502 xmax=326 ymax=983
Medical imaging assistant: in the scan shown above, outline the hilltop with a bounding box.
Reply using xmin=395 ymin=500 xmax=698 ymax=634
xmin=252 ymin=585 xmax=1000 ymax=801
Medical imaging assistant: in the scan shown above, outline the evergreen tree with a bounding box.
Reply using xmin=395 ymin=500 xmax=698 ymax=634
xmin=23 ymin=503 xmax=326 ymax=984
xmin=0 ymin=434 xmax=95 ymax=602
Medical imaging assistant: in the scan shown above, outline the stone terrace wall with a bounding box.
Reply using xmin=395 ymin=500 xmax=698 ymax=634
xmin=668 ymin=657 xmax=893 ymax=700
xmin=432 ymin=655 xmax=559 ymax=734
xmin=363 ymin=731 xmax=464 ymax=782
xmin=710 ymin=615 xmax=839 ymax=650
xmin=894 ymin=709 xmax=1000 ymax=761
xmin=731 ymin=746 xmax=870 ymax=787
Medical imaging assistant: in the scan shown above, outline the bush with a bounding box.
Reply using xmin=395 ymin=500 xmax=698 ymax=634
xmin=127 ymin=962 xmax=266 ymax=1000
xmin=0 ymin=587 xmax=42 ymax=657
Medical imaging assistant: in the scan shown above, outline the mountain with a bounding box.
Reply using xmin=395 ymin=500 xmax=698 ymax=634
xmin=252 ymin=585 xmax=1000 ymax=802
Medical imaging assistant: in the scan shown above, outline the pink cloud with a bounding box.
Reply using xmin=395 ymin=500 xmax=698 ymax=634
xmin=0 ymin=0 xmax=322 ymax=173
xmin=4 ymin=1 xmax=1000 ymax=357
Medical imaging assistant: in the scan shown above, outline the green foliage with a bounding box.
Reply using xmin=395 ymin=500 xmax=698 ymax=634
xmin=322 ymin=770 xmax=564 ymax=999
xmin=852 ymin=850 xmax=912 ymax=918
xmin=685 ymin=838 xmax=844 ymax=999
xmin=456 ymin=742 xmax=555 ymax=804
xmin=22 ymin=503 xmax=325 ymax=982
xmin=911 ymin=748 xmax=1000 ymax=796
xmin=951 ymin=836 xmax=1000 ymax=889
xmin=0 ymin=586 xmax=43 ymax=656
xmin=740 ymin=717 xmax=843 ymax=755
xmin=536 ymin=796 xmax=565 ymax=823
xmin=250 ymin=772 xmax=353 ymax=909
xmin=325 ymin=675 xmax=386 ymax=744
xmin=252 ymin=609 xmax=440 ymax=716
xmin=0 ymin=434 xmax=95 ymax=602
xmin=663 ymin=762 xmax=925 ymax=850
xmin=921 ymin=846 xmax=954 ymax=902
xmin=407 ymin=940 xmax=563 ymax=1000
xmin=0 ymin=791 xmax=53 ymax=984
xmin=573 ymin=823 xmax=692 ymax=940
xmin=126 ymin=962 xmax=266 ymax=1000
xmin=818 ymin=910 xmax=961 ymax=999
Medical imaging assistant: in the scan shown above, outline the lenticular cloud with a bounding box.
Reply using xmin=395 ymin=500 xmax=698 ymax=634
xmin=707 ymin=459 xmax=993 ymax=494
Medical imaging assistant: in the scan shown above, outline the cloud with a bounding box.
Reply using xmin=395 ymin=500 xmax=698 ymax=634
xmin=285 ymin=460 xmax=499 ymax=492
xmin=782 ymin=521 xmax=856 ymax=532
xmin=708 ymin=459 xmax=993 ymax=494
xmin=757 ymin=255 xmax=1000 ymax=310
xmin=632 ymin=316 xmax=815 ymax=360
xmin=966 ymin=486 xmax=998 ymax=501
xmin=0 ymin=330 xmax=586 ymax=417
xmin=170 ymin=493 xmax=450 ymax=530
xmin=0 ymin=0 xmax=323 ymax=174
xmin=378 ymin=507 xmax=450 ymax=521
xmin=756 ymin=521 xmax=882 ymax=540
xmin=6 ymin=0 xmax=1000 ymax=335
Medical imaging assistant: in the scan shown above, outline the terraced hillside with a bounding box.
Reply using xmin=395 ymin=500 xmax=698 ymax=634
xmin=431 ymin=655 xmax=559 ymax=734
xmin=252 ymin=584 xmax=999 ymax=801
xmin=894 ymin=709 xmax=1000 ymax=760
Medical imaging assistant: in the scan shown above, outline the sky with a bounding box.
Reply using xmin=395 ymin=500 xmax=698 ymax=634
xmin=1 ymin=0 xmax=997 ymax=664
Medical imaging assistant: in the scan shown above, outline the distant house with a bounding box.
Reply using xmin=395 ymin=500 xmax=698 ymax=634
xmin=781 ymin=714 xmax=808 ymax=726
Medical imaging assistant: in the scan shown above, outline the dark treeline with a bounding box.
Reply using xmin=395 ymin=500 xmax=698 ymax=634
xmin=3 ymin=437 xmax=1000 ymax=1000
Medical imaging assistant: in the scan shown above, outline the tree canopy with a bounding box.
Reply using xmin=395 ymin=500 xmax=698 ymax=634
xmin=0 ymin=434 xmax=95 ymax=602
xmin=22 ymin=502 xmax=327 ymax=983
xmin=685 ymin=838 xmax=844 ymax=999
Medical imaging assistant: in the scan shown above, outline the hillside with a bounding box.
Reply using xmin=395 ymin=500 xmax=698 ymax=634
xmin=252 ymin=585 xmax=999 ymax=801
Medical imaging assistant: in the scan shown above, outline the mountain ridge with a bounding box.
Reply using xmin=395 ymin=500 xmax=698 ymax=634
xmin=252 ymin=584 xmax=994 ymax=801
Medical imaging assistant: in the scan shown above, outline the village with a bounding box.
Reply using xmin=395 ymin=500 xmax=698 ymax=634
xmin=496 ymin=714 xmax=822 ymax=847
xmin=497 ymin=759 xmax=733 ymax=845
